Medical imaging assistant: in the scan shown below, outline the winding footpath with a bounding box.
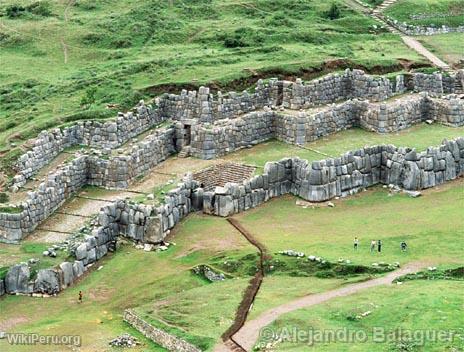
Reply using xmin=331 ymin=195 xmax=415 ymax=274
xmin=343 ymin=0 xmax=451 ymax=71
xmin=214 ymin=261 xmax=425 ymax=351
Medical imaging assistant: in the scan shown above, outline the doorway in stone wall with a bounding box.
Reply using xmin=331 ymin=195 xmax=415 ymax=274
xmin=184 ymin=124 xmax=191 ymax=146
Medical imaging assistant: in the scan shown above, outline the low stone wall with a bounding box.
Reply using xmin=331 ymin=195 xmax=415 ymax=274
xmin=384 ymin=16 xmax=464 ymax=36
xmin=207 ymin=137 xmax=464 ymax=216
xmin=124 ymin=309 xmax=201 ymax=352
xmin=87 ymin=127 xmax=176 ymax=189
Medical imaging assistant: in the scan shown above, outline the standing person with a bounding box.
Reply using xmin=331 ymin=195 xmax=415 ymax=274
xmin=401 ymin=241 xmax=407 ymax=251
xmin=354 ymin=237 xmax=359 ymax=250
xmin=377 ymin=239 xmax=382 ymax=253
xmin=78 ymin=290 xmax=83 ymax=303
xmin=370 ymin=240 xmax=376 ymax=253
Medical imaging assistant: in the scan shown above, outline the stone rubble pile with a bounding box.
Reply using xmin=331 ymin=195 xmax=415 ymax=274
xmin=109 ymin=334 xmax=140 ymax=348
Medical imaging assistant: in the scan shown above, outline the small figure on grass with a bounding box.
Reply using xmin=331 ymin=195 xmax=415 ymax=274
xmin=377 ymin=240 xmax=382 ymax=253
xmin=78 ymin=290 xmax=83 ymax=303
xmin=370 ymin=240 xmax=376 ymax=253
xmin=354 ymin=237 xmax=359 ymax=250
xmin=400 ymin=241 xmax=407 ymax=252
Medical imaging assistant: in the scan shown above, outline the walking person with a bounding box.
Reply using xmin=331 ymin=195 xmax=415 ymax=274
xmin=354 ymin=237 xmax=359 ymax=251
xmin=370 ymin=240 xmax=376 ymax=253
xmin=78 ymin=290 xmax=83 ymax=303
xmin=377 ymin=239 xmax=382 ymax=253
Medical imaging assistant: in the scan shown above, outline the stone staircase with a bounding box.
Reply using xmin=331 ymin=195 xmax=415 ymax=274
xmin=373 ymin=0 xmax=398 ymax=14
xmin=177 ymin=146 xmax=191 ymax=158
xmin=193 ymin=163 xmax=256 ymax=191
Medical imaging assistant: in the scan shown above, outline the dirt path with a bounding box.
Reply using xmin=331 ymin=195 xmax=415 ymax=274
xmin=215 ymin=261 xmax=425 ymax=351
xmin=61 ymin=0 xmax=75 ymax=64
xmin=342 ymin=0 xmax=451 ymax=71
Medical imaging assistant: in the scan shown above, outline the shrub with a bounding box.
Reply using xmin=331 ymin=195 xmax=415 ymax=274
xmin=0 ymin=192 xmax=9 ymax=203
xmin=325 ymin=3 xmax=341 ymax=20
xmin=5 ymin=2 xmax=52 ymax=18
xmin=80 ymin=87 xmax=97 ymax=108
xmin=5 ymin=5 xmax=26 ymax=18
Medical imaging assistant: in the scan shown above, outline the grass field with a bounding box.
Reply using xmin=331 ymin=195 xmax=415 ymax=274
xmin=384 ymin=0 xmax=464 ymax=27
xmin=417 ymin=33 xmax=464 ymax=68
xmin=0 ymin=0 xmax=426 ymax=170
xmin=255 ymin=280 xmax=464 ymax=351
xmin=235 ymin=179 xmax=464 ymax=267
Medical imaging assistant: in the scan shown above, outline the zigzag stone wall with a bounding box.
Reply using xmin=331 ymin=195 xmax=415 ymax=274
xmin=11 ymin=69 xmax=464 ymax=187
xmin=1 ymin=128 xmax=176 ymax=242
xmin=1 ymin=137 xmax=463 ymax=297
xmin=190 ymin=94 xmax=464 ymax=159
xmin=207 ymin=137 xmax=464 ymax=216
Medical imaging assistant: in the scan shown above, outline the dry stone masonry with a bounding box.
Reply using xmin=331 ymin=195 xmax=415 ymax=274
xmin=2 ymin=70 xmax=464 ymax=243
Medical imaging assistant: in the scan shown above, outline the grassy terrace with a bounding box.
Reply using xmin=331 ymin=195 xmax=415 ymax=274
xmin=384 ymin=0 xmax=464 ymax=27
xmin=0 ymin=0 xmax=426 ymax=174
xmin=225 ymin=124 xmax=464 ymax=168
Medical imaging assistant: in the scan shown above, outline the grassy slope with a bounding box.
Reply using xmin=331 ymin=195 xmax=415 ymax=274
xmin=417 ymin=32 xmax=464 ymax=67
xmin=255 ymin=280 xmax=464 ymax=351
xmin=235 ymin=179 xmax=464 ymax=267
xmin=384 ymin=0 xmax=464 ymax=27
xmin=0 ymin=0 xmax=425 ymax=161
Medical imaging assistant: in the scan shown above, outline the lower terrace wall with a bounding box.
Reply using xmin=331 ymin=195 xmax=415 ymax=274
xmin=207 ymin=137 xmax=464 ymax=216
xmin=124 ymin=309 xmax=202 ymax=352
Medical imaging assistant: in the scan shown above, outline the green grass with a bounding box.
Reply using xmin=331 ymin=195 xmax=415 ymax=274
xmin=417 ymin=32 xmax=464 ymax=67
xmin=235 ymin=180 xmax=464 ymax=267
xmin=0 ymin=214 xmax=252 ymax=351
xmin=255 ymin=280 xmax=464 ymax=351
xmin=0 ymin=0 xmax=426 ymax=174
xmin=224 ymin=124 xmax=464 ymax=168
xmin=0 ymin=242 xmax=66 ymax=268
xmin=384 ymin=0 xmax=464 ymax=27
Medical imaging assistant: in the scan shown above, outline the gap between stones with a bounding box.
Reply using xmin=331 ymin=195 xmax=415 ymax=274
xmin=221 ymin=218 xmax=268 ymax=351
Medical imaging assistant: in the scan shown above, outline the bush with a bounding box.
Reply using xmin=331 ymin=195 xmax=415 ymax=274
xmin=325 ymin=3 xmax=341 ymax=20
xmin=0 ymin=192 xmax=9 ymax=203
xmin=80 ymin=87 xmax=97 ymax=108
xmin=5 ymin=2 xmax=52 ymax=18
xmin=5 ymin=5 xmax=26 ymax=18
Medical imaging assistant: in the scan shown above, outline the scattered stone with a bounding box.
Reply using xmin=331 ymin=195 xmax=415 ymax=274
xmin=109 ymin=334 xmax=139 ymax=348
xmin=327 ymin=202 xmax=335 ymax=208
xmin=404 ymin=190 xmax=421 ymax=198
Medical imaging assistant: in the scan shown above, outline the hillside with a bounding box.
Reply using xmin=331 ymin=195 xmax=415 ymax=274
xmin=0 ymin=0 xmax=427 ymax=174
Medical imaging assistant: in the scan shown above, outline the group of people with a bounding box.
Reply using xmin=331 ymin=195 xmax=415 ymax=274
xmin=353 ymin=237 xmax=408 ymax=253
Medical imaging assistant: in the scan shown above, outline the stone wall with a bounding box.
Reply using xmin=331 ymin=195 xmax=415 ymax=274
xmin=384 ymin=16 xmax=464 ymax=36
xmin=190 ymin=94 xmax=464 ymax=159
xmin=124 ymin=309 xmax=201 ymax=352
xmin=87 ymin=127 xmax=176 ymax=189
xmin=12 ymin=70 xmax=464 ymax=187
xmin=1 ymin=128 xmax=177 ymax=242
xmin=207 ymin=137 xmax=464 ymax=216
xmin=13 ymin=101 xmax=164 ymax=186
